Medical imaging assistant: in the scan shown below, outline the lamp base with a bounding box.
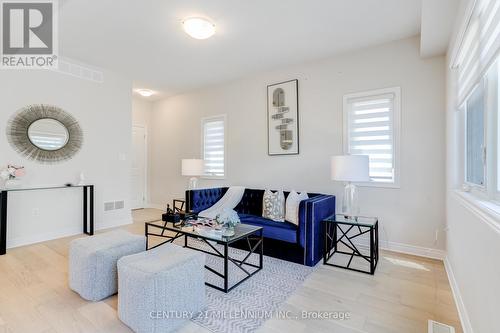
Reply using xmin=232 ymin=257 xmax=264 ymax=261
xmin=341 ymin=182 xmax=360 ymax=218
xmin=188 ymin=177 xmax=198 ymax=190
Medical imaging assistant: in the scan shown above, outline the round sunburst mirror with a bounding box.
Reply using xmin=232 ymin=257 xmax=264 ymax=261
xmin=6 ymin=104 xmax=83 ymax=163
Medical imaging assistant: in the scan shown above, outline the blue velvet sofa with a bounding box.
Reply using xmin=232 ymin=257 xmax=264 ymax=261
xmin=186 ymin=188 xmax=335 ymax=267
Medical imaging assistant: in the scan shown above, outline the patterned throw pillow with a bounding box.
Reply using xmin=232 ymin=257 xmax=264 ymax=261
xmin=262 ymin=189 xmax=285 ymax=222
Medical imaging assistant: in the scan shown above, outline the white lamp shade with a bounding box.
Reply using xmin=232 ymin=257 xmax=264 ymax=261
xmin=331 ymin=155 xmax=370 ymax=182
xmin=181 ymin=159 xmax=204 ymax=176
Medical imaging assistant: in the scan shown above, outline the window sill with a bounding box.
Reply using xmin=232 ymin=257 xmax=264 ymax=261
xmin=201 ymin=176 xmax=226 ymax=180
xmin=453 ymin=190 xmax=500 ymax=233
xmin=356 ymin=181 xmax=400 ymax=189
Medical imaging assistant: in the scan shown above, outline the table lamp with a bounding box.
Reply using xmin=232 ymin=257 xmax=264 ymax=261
xmin=181 ymin=159 xmax=204 ymax=190
xmin=331 ymin=155 xmax=370 ymax=218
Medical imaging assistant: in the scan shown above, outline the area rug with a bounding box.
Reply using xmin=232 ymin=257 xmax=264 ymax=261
xmin=172 ymin=238 xmax=315 ymax=333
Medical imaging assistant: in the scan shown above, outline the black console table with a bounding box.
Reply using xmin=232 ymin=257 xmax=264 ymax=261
xmin=0 ymin=185 xmax=94 ymax=255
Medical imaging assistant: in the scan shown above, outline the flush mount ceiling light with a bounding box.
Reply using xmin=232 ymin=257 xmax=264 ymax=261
xmin=182 ymin=17 xmax=216 ymax=39
xmin=137 ymin=89 xmax=154 ymax=97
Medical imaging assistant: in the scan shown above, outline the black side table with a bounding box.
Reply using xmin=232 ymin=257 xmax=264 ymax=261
xmin=173 ymin=198 xmax=186 ymax=213
xmin=323 ymin=214 xmax=379 ymax=275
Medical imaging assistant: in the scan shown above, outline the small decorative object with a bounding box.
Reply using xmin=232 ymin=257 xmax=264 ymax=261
xmin=181 ymin=159 xmax=204 ymax=189
xmin=0 ymin=164 xmax=26 ymax=189
xmin=78 ymin=172 xmax=86 ymax=185
xmin=331 ymin=155 xmax=370 ymax=218
xmin=215 ymin=209 xmax=240 ymax=236
xmin=6 ymin=104 xmax=83 ymax=164
xmin=179 ymin=211 xmax=195 ymax=221
xmin=194 ymin=225 xmax=224 ymax=239
xmin=163 ymin=204 xmax=180 ymax=223
xmin=267 ymin=79 xmax=299 ymax=155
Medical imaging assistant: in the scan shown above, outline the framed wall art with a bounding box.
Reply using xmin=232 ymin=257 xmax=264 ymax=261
xmin=267 ymin=79 xmax=299 ymax=155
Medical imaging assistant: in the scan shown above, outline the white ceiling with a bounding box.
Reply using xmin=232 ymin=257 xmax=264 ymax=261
xmin=59 ymin=0 xmax=429 ymax=99
xmin=420 ymin=0 xmax=459 ymax=58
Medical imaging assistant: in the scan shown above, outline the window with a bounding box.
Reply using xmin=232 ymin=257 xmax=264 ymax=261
xmin=465 ymin=84 xmax=486 ymax=186
xmin=454 ymin=0 xmax=500 ymax=106
xmin=343 ymin=87 xmax=401 ymax=187
xmin=452 ymin=0 xmax=500 ymax=201
xmin=202 ymin=115 xmax=226 ymax=178
xmin=461 ymin=60 xmax=499 ymax=198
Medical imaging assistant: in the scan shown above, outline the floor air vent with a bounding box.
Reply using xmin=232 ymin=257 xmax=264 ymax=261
xmin=428 ymin=320 xmax=455 ymax=333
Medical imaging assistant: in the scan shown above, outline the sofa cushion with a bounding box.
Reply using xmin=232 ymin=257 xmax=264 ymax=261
xmin=233 ymin=189 xmax=322 ymax=215
xmin=238 ymin=213 xmax=297 ymax=243
xmin=187 ymin=188 xmax=228 ymax=214
xmin=262 ymin=189 xmax=285 ymax=222
xmin=234 ymin=189 xmax=266 ymax=215
xmin=285 ymin=191 xmax=309 ymax=226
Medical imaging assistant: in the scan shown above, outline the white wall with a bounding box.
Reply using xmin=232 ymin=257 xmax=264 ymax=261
xmin=445 ymin=0 xmax=500 ymax=332
xmin=0 ymin=67 xmax=133 ymax=248
xmin=149 ymin=36 xmax=447 ymax=254
xmin=132 ymin=97 xmax=153 ymax=204
xmin=132 ymin=97 xmax=153 ymax=128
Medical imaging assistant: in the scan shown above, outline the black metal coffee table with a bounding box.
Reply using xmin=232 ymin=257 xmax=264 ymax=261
xmin=145 ymin=221 xmax=263 ymax=293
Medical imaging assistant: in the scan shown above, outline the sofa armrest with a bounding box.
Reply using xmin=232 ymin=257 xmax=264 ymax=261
xmin=298 ymin=195 xmax=336 ymax=266
xmin=185 ymin=187 xmax=228 ymax=214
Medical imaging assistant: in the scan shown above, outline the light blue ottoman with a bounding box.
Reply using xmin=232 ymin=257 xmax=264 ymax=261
xmin=69 ymin=230 xmax=145 ymax=301
xmin=117 ymin=243 xmax=206 ymax=333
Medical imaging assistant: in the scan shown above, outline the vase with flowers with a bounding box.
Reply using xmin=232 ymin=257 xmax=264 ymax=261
xmin=0 ymin=165 xmax=26 ymax=189
xmin=215 ymin=209 xmax=241 ymax=237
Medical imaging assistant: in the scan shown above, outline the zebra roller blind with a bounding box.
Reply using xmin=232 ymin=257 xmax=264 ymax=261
xmin=454 ymin=0 xmax=500 ymax=105
xmin=344 ymin=88 xmax=400 ymax=184
xmin=202 ymin=116 xmax=225 ymax=177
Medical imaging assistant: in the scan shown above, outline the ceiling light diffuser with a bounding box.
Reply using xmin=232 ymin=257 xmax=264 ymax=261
xmin=137 ymin=89 xmax=154 ymax=97
xmin=183 ymin=17 xmax=216 ymax=40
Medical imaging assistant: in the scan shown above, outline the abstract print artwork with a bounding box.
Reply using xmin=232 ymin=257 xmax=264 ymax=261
xmin=267 ymin=79 xmax=299 ymax=155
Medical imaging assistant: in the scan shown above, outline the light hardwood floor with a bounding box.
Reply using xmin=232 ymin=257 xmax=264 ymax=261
xmin=0 ymin=209 xmax=462 ymax=333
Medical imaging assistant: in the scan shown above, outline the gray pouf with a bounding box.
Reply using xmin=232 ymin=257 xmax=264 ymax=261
xmin=117 ymin=243 xmax=206 ymax=333
xmin=69 ymin=230 xmax=146 ymax=301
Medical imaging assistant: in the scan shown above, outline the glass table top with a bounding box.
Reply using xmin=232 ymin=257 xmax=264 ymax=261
xmin=147 ymin=220 xmax=263 ymax=243
xmin=0 ymin=184 xmax=92 ymax=192
xmin=324 ymin=214 xmax=378 ymax=227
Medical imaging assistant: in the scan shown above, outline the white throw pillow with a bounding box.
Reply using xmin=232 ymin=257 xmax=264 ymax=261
xmin=262 ymin=189 xmax=285 ymax=222
xmin=285 ymin=191 xmax=309 ymax=226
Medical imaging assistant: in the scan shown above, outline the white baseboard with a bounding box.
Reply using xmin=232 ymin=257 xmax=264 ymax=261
xmin=444 ymin=257 xmax=474 ymax=333
xmin=7 ymin=225 xmax=82 ymax=249
xmin=353 ymin=239 xmax=446 ymax=260
xmin=7 ymin=217 xmax=132 ymax=249
xmin=96 ymin=217 xmax=133 ymax=231
xmin=146 ymin=203 xmax=164 ymax=210
xmin=381 ymin=240 xmax=446 ymax=260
